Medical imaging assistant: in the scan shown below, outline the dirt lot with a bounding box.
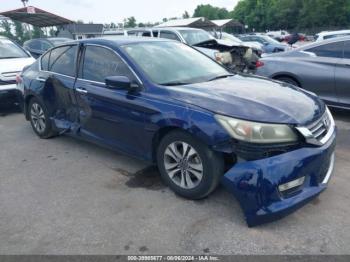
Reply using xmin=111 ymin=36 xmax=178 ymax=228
xmin=0 ymin=107 xmax=349 ymax=255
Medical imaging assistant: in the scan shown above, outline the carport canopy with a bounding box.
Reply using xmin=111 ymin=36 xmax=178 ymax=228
xmin=0 ymin=6 xmax=73 ymax=27
xmin=211 ymin=19 xmax=243 ymax=29
xmin=156 ymin=17 xmax=216 ymax=29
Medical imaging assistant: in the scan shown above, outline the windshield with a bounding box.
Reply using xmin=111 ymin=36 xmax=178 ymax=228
xmin=221 ymin=33 xmax=242 ymax=43
xmin=122 ymin=42 xmax=229 ymax=85
xmin=0 ymin=39 xmax=29 ymax=59
xmin=260 ymin=35 xmax=281 ymax=44
xmin=178 ymin=29 xmax=214 ymax=45
xmin=50 ymin=38 xmax=71 ymax=46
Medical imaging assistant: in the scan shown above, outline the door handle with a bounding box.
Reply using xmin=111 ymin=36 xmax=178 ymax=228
xmin=36 ymin=77 xmax=46 ymax=82
xmin=76 ymin=87 xmax=88 ymax=94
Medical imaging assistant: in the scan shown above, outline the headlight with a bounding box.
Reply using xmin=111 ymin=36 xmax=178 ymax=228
xmin=214 ymin=52 xmax=232 ymax=64
xmin=215 ymin=115 xmax=298 ymax=143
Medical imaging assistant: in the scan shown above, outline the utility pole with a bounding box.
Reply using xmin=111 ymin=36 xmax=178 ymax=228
xmin=21 ymin=0 xmax=32 ymax=39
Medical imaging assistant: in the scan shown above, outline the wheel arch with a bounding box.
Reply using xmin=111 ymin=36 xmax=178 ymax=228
xmin=272 ymin=73 xmax=302 ymax=87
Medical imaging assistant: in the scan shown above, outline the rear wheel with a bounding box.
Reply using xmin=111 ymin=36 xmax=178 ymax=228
xmin=157 ymin=130 xmax=224 ymax=199
xmin=29 ymin=97 xmax=56 ymax=139
xmin=275 ymin=76 xmax=300 ymax=87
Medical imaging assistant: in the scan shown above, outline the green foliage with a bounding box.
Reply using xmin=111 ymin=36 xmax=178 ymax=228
xmin=124 ymin=17 xmax=137 ymax=28
xmin=193 ymin=4 xmax=230 ymax=20
xmin=232 ymin=0 xmax=350 ymax=32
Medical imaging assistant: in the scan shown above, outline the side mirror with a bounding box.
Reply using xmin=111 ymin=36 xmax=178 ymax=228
xmin=105 ymin=76 xmax=140 ymax=92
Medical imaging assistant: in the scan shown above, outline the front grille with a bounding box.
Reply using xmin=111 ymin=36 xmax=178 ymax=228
xmin=307 ymin=112 xmax=331 ymax=142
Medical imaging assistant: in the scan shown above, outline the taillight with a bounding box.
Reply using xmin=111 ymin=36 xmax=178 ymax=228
xmin=256 ymin=60 xmax=264 ymax=68
xmin=16 ymin=74 xmax=22 ymax=84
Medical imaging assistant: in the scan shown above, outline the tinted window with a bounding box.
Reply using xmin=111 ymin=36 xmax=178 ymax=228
xmin=49 ymin=45 xmax=77 ymax=76
xmin=307 ymin=42 xmax=344 ymax=58
xmin=344 ymin=41 xmax=350 ymax=59
xmin=41 ymin=51 xmax=50 ymax=71
xmin=80 ymin=46 xmax=133 ymax=83
xmin=159 ymin=31 xmax=180 ymax=42
xmin=28 ymin=40 xmax=40 ymax=50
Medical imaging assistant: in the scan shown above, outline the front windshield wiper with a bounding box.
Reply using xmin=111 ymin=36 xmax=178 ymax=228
xmin=208 ymin=74 xmax=234 ymax=82
xmin=160 ymin=81 xmax=191 ymax=86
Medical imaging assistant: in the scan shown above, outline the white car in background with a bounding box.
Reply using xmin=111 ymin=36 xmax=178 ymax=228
xmin=0 ymin=37 xmax=35 ymax=107
xmin=315 ymin=30 xmax=350 ymax=42
xmin=266 ymin=30 xmax=290 ymax=41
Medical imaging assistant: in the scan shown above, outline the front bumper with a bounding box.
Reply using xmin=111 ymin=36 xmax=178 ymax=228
xmin=0 ymin=84 xmax=22 ymax=106
xmin=221 ymin=130 xmax=336 ymax=227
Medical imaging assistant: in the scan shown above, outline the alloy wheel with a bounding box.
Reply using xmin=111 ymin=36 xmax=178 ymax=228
xmin=30 ymin=103 xmax=46 ymax=133
xmin=163 ymin=141 xmax=203 ymax=189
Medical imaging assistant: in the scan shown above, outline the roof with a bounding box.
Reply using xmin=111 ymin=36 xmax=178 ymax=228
xmin=155 ymin=17 xmax=216 ymax=28
xmin=317 ymin=29 xmax=350 ymax=36
xmin=92 ymin=36 xmax=170 ymax=45
xmin=63 ymin=24 xmax=104 ymax=34
xmin=0 ymin=6 xmax=73 ymax=27
xmin=211 ymin=19 xmax=243 ymax=28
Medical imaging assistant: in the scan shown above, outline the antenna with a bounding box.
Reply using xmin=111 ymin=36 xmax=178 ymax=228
xmin=21 ymin=0 xmax=29 ymax=7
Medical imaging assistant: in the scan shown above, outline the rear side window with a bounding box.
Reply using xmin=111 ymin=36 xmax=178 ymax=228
xmin=306 ymin=42 xmax=344 ymax=58
xmin=41 ymin=51 xmax=50 ymax=71
xmin=28 ymin=40 xmax=40 ymax=50
xmin=159 ymin=31 xmax=181 ymax=41
xmin=80 ymin=46 xmax=133 ymax=83
xmin=49 ymin=45 xmax=77 ymax=76
xmin=344 ymin=41 xmax=350 ymax=59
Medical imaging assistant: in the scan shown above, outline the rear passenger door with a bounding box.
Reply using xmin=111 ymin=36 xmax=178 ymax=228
xmin=38 ymin=44 xmax=79 ymax=129
xmin=335 ymin=40 xmax=350 ymax=105
xmin=301 ymin=42 xmax=343 ymax=103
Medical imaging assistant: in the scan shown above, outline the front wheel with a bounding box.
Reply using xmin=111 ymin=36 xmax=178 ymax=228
xmin=157 ymin=130 xmax=224 ymax=200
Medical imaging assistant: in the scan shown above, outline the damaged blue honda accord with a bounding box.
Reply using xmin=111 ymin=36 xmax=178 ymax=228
xmin=20 ymin=38 xmax=336 ymax=227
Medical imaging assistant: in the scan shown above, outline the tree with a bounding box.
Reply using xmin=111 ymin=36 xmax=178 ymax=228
xmin=193 ymin=4 xmax=230 ymax=20
xmin=182 ymin=11 xmax=190 ymax=19
xmin=0 ymin=20 xmax=14 ymax=39
xmin=124 ymin=17 xmax=137 ymax=28
xmin=32 ymin=26 xmax=44 ymax=38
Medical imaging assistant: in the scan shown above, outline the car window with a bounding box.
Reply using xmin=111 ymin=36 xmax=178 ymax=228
xmin=344 ymin=41 xmax=350 ymax=59
xmin=159 ymin=31 xmax=181 ymax=42
xmin=306 ymin=42 xmax=344 ymax=58
xmin=41 ymin=51 xmax=50 ymax=71
xmin=80 ymin=45 xmax=133 ymax=83
xmin=324 ymin=33 xmax=350 ymax=40
xmin=49 ymin=45 xmax=77 ymax=77
xmin=152 ymin=30 xmax=159 ymax=37
xmin=41 ymin=41 xmax=52 ymax=51
xmin=0 ymin=38 xmax=29 ymax=58
xmin=28 ymin=40 xmax=40 ymax=50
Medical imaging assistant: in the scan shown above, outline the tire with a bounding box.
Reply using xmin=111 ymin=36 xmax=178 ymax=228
xmin=275 ymin=76 xmax=300 ymax=87
xmin=28 ymin=97 xmax=56 ymax=139
xmin=157 ymin=130 xmax=224 ymax=200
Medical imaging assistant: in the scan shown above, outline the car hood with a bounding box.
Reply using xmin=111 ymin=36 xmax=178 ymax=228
xmin=167 ymin=75 xmax=324 ymax=125
xmin=0 ymin=57 xmax=35 ymax=80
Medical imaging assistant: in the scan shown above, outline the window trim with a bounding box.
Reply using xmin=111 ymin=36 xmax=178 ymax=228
xmin=76 ymin=43 xmax=143 ymax=86
xmin=39 ymin=43 xmax=79 ymax=79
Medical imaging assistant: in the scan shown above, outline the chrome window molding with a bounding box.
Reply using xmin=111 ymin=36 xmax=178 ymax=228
xmin=38 ymin=42 xmax=143 ymax=85
xmin=322 ymin=153 xmax=335 ymax=184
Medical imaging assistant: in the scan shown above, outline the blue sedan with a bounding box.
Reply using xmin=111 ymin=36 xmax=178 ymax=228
xmin=20 ymin=38 xmax=336 ymax=227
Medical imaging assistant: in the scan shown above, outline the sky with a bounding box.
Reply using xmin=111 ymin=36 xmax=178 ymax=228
xmin=1 ymin=0 xmax=239 ymax=24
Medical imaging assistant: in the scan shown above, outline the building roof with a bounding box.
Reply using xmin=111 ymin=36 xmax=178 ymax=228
xmin=63 ymin=24 xmax=104 ymax=34
xmin=0 ymin=6 xmax=73 ymax=27
xmin=155 ymin=17 xmax=216 ymax=28
xmin=211 ymin=19 xmax=243 ymax=28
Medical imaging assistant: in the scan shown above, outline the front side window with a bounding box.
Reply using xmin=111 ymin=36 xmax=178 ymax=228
xmin=49 ymin=45 xmax=77 ymax=76
xmin=306 ymin=42 xmax=344 ymax=58
xmin=0 ymin=38 xmax=29 ymax=59
xmin=80 ymin=46 xmax=133 ymax=83
xmin=122 ymin=42 xmax=228 ymax=85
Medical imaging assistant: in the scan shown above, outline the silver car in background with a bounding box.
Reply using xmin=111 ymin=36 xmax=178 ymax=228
xmin=256 ymin=37 xmax=350 ymax=109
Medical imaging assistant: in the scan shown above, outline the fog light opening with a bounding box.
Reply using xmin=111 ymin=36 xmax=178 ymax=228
xmin=279 ymin=176 xmax=305 ymax=192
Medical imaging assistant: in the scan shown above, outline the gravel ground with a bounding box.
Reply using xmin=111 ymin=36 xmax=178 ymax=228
xmin=0 ymin=107 xmax=349 ymax=255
